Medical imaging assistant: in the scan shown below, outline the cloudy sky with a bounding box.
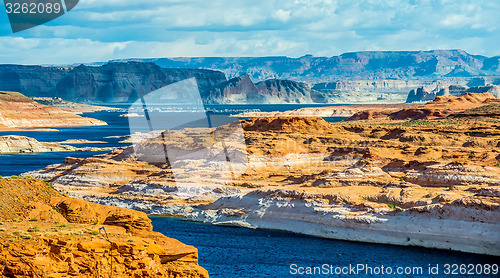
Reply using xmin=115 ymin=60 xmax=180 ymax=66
xmin=0 ymin=0 xmax=499 ymax=64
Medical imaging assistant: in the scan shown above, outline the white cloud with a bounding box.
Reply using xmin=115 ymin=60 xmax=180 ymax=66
xmin=273 ymin=9 xmax=292 ymax=22
xmin=1 ymin=0 xmax=499 ymax=64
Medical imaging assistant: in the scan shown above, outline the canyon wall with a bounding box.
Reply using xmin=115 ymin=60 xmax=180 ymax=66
xmin=0 ymin=62 xmax=227 ymax=104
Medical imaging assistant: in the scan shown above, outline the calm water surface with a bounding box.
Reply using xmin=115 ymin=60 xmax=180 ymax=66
xmin=151 ymin=217 xmax=499 ymax=278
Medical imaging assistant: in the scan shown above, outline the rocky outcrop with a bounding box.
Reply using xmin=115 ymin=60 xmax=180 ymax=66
xmin=0 ymin=178 xmax=209 ymax=277
xmin=406 ymin=84 xmax=500 ymax=103
xmin=405 ymin=87 xmax=435 ymax=103
xmin=350 ymin=92 xmax=500 ymax=121
xmin=255 ymin=79 xmax=325 ymax=103
xmin=0 ymin=136 xmax=77 ymax=153
xmin=186 ymin=187 xmax=499 ymax=255
xmin=0 ymin=136 xmax=112 ymax=153
xmin=206 ymin=74 xmax=259 ymax=104
xmin=206 ymin=75 xmax=326 ymax=104
xmin=0 ymin=91 xmax=106 ymax=131
xmin=0 ymin=62 xmax=226 ymax=104
xmin=436 ymin=85 xmax=467 ymax=96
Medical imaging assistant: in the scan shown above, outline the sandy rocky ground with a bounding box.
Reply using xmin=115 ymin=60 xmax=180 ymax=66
xmin=24 ymin=93 xmax=500 ymax=256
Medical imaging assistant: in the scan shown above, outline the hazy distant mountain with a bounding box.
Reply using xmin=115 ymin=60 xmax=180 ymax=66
xmin=108 ymin=50 xmax=500 ymax=82
xmin=2 ymin=50 xmax=500 ymax=105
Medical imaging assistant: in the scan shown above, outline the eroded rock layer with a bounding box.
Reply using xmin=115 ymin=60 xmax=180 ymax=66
xmin=24 ymin=97 xmax=500 ymax=255
xmin=0 ymin=91 xmax=106 ymax=131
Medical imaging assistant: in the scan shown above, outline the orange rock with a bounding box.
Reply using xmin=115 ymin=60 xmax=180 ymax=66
xmin=0 ymin=179 xmax=210 ymax=278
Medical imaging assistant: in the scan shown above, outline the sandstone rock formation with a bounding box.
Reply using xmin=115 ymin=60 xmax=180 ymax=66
xmin=24 ymin=107 xmax=500 ymax=255
xmin=206 ymin=74 xmax=332 ymax=104
xmin=0 ymin=136 xmax=77 ymax=153
xmin=349 ymin=92 xmax=500 ymax=121
xmin=0 ymin=177 xmax=209 ymax=277
xmin=0 ymin=91 xmax=106 ymax=131
xmin=405 ymin=87 xmax=435 ymax=103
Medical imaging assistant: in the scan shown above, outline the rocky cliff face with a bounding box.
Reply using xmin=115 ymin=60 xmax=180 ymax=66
xmin=112 ymin=50 xmax=500 ymax=82
xmin=0 ymin=62 xmax=227 ymax=104
xmin=255 ymin=79 xmax=326 ymax=103
xmin=0 ymin=178 xmax=209 ymax=277
xmin=0 ymin=63 xmax=329 ymax=104
xmin=405 ymin=87 xmax=435 ymax=103
xmin=206 ymin=74 xmax=325 ymax=104
xmin=205 ymin=74 xmax=259 ymax=104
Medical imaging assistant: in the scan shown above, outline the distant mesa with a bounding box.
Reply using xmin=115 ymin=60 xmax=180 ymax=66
xmin=207 ymin=74 xmax=322 ymax=104
xmin=110 ymin=49 xmax=500 ymax=81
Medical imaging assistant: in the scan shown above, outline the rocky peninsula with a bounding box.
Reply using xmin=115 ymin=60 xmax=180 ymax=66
xmin=30 ymin=97 xmax=117 ymax=114
xmin=0 ymin=177 xmax=208 ymax=277
xmin=0 ymin=91 xmax=106 ymax=131
xmin=24 ymin=93 xmax=500 ymax=256
xmin=0 ymin=136 xmax=112 ymax=154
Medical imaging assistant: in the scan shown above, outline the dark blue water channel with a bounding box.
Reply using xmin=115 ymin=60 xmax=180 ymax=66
xmin=151 ymin=217 xmax=499 ymax=278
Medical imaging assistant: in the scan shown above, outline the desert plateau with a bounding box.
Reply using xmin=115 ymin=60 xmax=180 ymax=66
xmin=24 ymin=93 xmax=500 ymax=256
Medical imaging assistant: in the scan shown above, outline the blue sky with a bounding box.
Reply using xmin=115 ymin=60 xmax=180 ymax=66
xmin=1 ymin=0 xmax=499 ymax=64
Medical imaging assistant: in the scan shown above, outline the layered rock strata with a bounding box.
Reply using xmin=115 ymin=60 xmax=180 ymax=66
xmin=24 ymin=109 xmax=500 ymax=255
xmin=0 ymin=91 xmax=106 ymax=131
xmin=0 ymin=178 xmax=209 ymax=277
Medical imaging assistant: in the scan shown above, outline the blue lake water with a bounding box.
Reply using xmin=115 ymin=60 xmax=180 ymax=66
xmin=151 ymin=217 xmax=499 ymax=278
